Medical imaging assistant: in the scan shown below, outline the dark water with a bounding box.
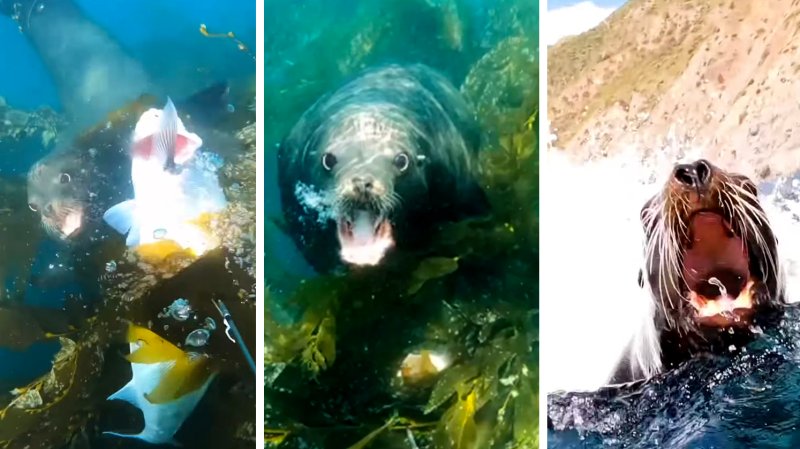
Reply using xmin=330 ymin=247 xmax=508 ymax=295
xmin=548 ymin=305 xmax=800 ymax=449
xmin=0 ymin=0 xmax=255 ymax=447
xmin=264 ymin=0 xmax=539 ymax=448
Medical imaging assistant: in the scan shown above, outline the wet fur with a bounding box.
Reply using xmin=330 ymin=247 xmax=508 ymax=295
xmin=278 ymin=63 xmax=489 ymax=274
xmin=611 ymin=161 xmax=785 ymax=383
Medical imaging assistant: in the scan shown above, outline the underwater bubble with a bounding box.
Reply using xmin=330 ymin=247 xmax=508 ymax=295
xmin=162 ymin=298 xmax=192 ymax=321
xmin=153 ymin=228 xmax=167 ymax=240
xmin=105 ymin=261 xmax=117 ymax=273
xmin=204 ymin=317 xmax=217 ymax=331
xmin=185 ymin=328 xmax=211 ymax=347
xmin=36 ymin=3 xmax=45 ymax=12
xmin=226 ymin=103 xmax=235 ymax=113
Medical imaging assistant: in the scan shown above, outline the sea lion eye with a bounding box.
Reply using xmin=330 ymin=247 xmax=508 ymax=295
xmin=59 ymin=173 xmax=71 ymax=184
xmin=394 ymin=152 xmax=410 ymax=172
xmin=28 ymin=203 xmax=38 ymax=212
xmin=322 ymin=152 xmax=337 ymax=171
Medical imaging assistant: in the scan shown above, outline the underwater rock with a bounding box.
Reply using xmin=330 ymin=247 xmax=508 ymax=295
xmin=0 ymin=100 xmax=63 ymax=147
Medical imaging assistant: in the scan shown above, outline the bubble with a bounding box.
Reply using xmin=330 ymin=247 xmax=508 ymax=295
xmin=203 ymin=317 xmax=217 ymax=331
xmin=105 ymin=261 xmax=117 ymax=273
xmin=162 ymin=298 xmax=192 ymax=321
xmin=226 ymin=104 xmax=236 ymax=113
xmin=185 ymin=329 xmax=210 ymax=347
xmin=153 ymin=228 xmax=167 ymax=240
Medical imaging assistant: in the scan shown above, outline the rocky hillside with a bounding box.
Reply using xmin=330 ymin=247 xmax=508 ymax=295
xmin=548 ymin=0 xmax=800 ymax=179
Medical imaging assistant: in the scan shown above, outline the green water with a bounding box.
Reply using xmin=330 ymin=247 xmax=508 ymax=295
xmin=264 ymin=1 xmax=539 ymax=447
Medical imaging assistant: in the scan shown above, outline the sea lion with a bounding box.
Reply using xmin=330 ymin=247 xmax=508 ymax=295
xmin=0 ymin=0 xmax=152 ymax=129
xmin=612 ymin=159 xmax=785 ymax=383
xmin=278 ymin=63 xmax=489 ymax=274
xmin=26 ymin=86 xmax=231 ymax=243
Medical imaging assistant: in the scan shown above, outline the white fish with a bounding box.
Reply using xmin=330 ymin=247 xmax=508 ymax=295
xmin=105 ymin=324 xmax=217 ymax=446
xmin=102 ymin=98 xmax=226 ymax=253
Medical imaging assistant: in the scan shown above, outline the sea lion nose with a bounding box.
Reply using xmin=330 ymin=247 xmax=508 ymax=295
xmin=674 ymin=159 xmax=712 ymax=189
xmin=352 ymin=176 xmax=374 ymax=194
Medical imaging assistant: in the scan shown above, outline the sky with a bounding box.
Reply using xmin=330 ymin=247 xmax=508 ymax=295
xmin=546 ymin=0 xmax=625 ymax=46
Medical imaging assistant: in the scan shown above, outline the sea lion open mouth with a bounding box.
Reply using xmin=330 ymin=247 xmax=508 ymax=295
xmin=682 ymin=210 xmax=754 ymax=327
xmin=641 ymin=159 xmax=783 ymax=332
xmin=337 ymin=210 xmax=394 ymax=266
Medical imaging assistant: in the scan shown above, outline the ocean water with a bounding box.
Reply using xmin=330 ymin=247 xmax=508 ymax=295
xmin=0 ymin=1 xmax=255 ymax=448
xmin=264 ymin=0 xmax=539 ymax=448
xmin=542 ymin=139 xmax=800 ymax=448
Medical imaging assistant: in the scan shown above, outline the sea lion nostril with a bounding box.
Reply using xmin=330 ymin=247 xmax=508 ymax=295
xmin=695 ymin=160 xmax=711 ymax=186
xmin=352 ymin=176 xmax=374 ymax=193
xmin=674 ymin=165 xmax=697 ymax=187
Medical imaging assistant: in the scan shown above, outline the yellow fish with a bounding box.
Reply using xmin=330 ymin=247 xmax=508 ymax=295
xmin=105 ymin=323 xmax=217 ymax=445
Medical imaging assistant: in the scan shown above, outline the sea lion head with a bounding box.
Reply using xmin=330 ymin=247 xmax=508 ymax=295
xmin=27 ymin=149 xmax=89 ymax=240
xmin=315 ymin=109 xmax=427 ymax=267
xmin=640 ymin=159 xmax=783 ymax=333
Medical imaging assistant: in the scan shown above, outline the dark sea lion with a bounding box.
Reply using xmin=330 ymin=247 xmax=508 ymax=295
xmin=278 ymin=63 xmax=489 ymax=274
xmin=0 ymin=0 xmax=152 ymax=129
xmin=612 ymin=159 xmax=785 ymax=383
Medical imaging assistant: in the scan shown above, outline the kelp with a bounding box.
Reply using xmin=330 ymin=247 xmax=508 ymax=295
xmin=264 ymin=0 xmax=485 ymax=153
xmin=265 ymin=19 xmax=539 ymax=449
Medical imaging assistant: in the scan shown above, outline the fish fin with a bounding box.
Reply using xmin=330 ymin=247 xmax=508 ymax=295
xmin=145 ymin=356 xmax=216 ymax=404
xmin=107 ymin=381 xmax=138 ymax=405
xmin=131 ymin=135 xmax=154 ymax=159
xmin=173 ymin=130 xmax=203 ymax=166
xmin=102 ymin=431 xmax=139 ymax=440
xmin=126 ymin=218 xmax=142 ymax=247
xmin=155 ymin=98 xmax=179 ymax=169
xmin=103 ymin=200 xmax=137 ymax=236
xmin=126 ymin=324 xmax=185 ymax=363
xmin=103 ymin=431 xmax=180 ymax=446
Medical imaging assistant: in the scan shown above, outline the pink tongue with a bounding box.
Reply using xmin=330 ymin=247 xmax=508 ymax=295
xmin=352 ymin=211 xmax=377 ymax=245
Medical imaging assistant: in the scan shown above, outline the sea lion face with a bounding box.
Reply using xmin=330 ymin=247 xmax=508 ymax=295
xmin=641 ymin=159 xmax=782 ymax=332
xmin=317 ymin=112 xmax=425 ymax=267
xmin=27 ymin=151 xmax=88 ymax=240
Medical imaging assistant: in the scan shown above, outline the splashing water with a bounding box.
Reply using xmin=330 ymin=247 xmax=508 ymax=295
xmin=543 ymin=136 xmax=800 ymax=447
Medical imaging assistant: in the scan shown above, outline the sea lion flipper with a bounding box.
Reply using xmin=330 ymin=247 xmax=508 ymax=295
xmin=103 ymin=199 xmax=137 ymax=241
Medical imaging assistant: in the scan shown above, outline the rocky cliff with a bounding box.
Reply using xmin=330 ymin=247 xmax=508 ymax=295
xmin=548 ymin=0 xmax=800 ymax=179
